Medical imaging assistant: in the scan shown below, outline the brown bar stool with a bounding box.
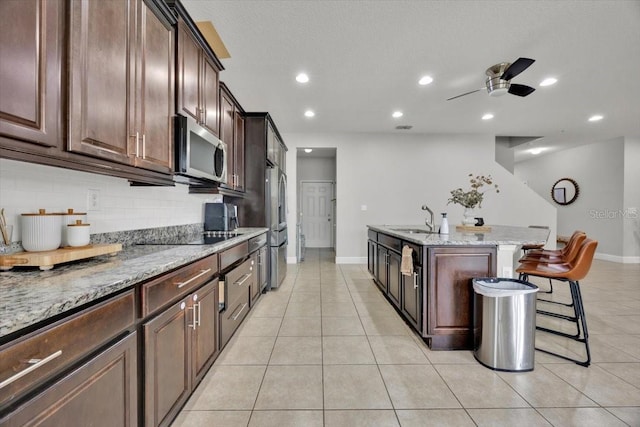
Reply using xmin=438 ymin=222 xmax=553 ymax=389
xmin=516 ymin=239 xmax=598 ymax=367
xmin=520 ymin=231 xmax=587 ymax=295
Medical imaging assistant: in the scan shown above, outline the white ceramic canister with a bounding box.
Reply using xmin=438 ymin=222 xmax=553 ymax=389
xmin=21 ymin=209 xmax=62 ymax=252
xmin=60 ymin=209 xmax=88 ymax=246
xmin=66 ymin=220 xmax=91 ymax=247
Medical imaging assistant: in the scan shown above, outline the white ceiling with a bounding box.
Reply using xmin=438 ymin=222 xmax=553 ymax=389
xmin=182 ymin=0 xmax=640 ymax=162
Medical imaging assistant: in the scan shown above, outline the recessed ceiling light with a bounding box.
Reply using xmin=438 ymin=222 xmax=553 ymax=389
xmin=482 ymin=113 xmax=494 ymax=120
xmin=392 ymin=111 xmax=403 ymax=118
xmin=588 ymin=114 xmax=603 ymax=122
xmin=304 ymin=110 xmax=315 ymax=118
xmin=540 ymin=78 xmax=558 ymax=87
xmin=296 ymin=73 xmax=309 ymax=83
xmin=304 ymin=148 xmax=313 ymax=153
xmin=418 ymin=75 xmax=433 ymax=86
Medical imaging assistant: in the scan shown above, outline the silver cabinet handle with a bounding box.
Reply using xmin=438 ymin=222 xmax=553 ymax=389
xmin=0 ymin=350 xmax=63 ymax=389
xmin=413 ymin=272 xmax=418 ymax=289
xmin=235 ymin=272 xmax=252 ymax=287
xmin=176 ymin=268 xmax=212 ymax=289
xmin=132 ymin=132 xmax=140 ymax=157
xmin=232 ymin=303 xmax=248 ymax=321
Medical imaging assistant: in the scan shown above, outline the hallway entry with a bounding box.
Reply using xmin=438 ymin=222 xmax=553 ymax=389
xmin=301 ymin=181 xmax=334 ymax=248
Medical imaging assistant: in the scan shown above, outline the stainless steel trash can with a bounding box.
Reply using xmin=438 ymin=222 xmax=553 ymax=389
xmin=473 ymin=278 xmax=539 ymax=372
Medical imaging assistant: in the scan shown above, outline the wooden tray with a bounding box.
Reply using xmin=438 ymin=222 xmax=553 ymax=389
xmin=0 ymin=244 xmax=122 ymax=271
xmin=456 ymin=225 xmax=492 ymax=232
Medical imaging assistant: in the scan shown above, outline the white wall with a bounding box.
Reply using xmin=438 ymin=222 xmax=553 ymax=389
xmin=623 ymin=137 xmax=640 ymax=260
xmin=0 ymin=159 xmax=219 ymax=241
xmin=284 ymin=132 xmax=557 ymax=263
xmin=514 ymin=137 xmax=640 ymax=262
xmin=297 ymin=156 xmax=336 ymax=182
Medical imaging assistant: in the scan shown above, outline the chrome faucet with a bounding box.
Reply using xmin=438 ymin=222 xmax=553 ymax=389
xmin=421 ymin=204 xmax=434 ymax=232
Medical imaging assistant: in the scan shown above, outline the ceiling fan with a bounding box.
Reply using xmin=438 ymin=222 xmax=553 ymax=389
xmin=447 ymin=57 xmax=536 ymax=101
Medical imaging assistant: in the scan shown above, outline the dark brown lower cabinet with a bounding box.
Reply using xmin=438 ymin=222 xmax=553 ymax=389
xmin=367 ymin=240 xmax=376 ymax=275
xmin=427 ymin=247 xmax=496 ymax=350
xmin=0 ymin=332 xmax=137 ymax=427
xmin=401 ymin=265 xmax=422 ymax=332
xmin=144 ymin=279 xmax=218 ymax=427
xmin=387 ymin=250 xmax=401 ymax=307
xmin=375 ymin=246 xmax=388 ymax=292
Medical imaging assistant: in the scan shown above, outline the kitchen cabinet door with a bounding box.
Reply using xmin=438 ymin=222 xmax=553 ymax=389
xmin=1 ymin=333 xmax=137 ymax=427
xmin=234 ymin=111 xmax=246 ymax=191
xmin=376 ymin=246 xmax=388 ymax=293
xmin=219 ymin=84 xmax=245 ymax=192
xmin=176 ymin=21 xmax=201 ymax=123
xmin=220 ymin=91 xmax=235 ymax=187
xmin=176 ymin=20 xmax=220 ymax=138
xmin=144 ymin=297 xmax=191 ymax=427
xmin=201 ymin=56 xmax=220 ymax=136
xmin=0 ymin=0 xmax=63 ymax=149
xmin=367 ymin=240 xmax=376 ymax=275
xmin=401 ymin=266 xmax=422 ymax=332
xmin=192 ymin=280 xmax=219 ymax=386
xmin=68 ymin=0 xmax=135 ymax=164
xmin=135 ymin=0 xmax=174 ymax=173
xmin=387 ymin=250 xmax=401 ymax=307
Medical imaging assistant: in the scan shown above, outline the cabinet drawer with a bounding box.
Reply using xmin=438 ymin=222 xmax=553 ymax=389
xmin=224 ymin=257 xmax=253 ymax=306
xmin=378 ymin=233 xmax=401 ymax=252
xmin=248 ymin=233 xmax=267 ymax=253
xmin=219 ymin=241 xmax=248 ymax=271
xmin=0 ymin=290 xmax=135 ymax=408
xmin=142 ymin=254 xmax=217 ymax=317
xmin=220 ymin=296 xmax=249 ymax=348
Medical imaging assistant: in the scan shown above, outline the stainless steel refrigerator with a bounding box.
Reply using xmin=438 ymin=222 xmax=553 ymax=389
xmin=267 ymin=166 xmax=287 ymax=288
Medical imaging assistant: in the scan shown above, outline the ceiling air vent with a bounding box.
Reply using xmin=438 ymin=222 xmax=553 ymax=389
xmin=395 ymin=125 xmax=413 ymax=130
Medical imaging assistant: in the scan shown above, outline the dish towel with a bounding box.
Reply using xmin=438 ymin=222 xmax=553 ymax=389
xmin=400 ymin=245 xmax=414 ymax=276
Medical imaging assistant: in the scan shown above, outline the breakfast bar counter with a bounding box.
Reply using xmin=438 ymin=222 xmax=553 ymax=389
xmin=367 ymin=224 xmax=549 ymax=350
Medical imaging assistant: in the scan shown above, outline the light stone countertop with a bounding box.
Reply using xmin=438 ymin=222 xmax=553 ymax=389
xmin=368 ymin=225 xmax=550 ymax=246
xmin=0 ymin=228 xmax=268 ymax=340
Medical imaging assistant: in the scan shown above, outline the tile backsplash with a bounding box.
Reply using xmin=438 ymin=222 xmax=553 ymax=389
xmin=0 ymin=159 xmax=222 ymax=242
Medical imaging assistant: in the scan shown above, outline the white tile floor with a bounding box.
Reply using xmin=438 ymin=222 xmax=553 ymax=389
xmin=172 ymin=249 xmax=640 ymax=427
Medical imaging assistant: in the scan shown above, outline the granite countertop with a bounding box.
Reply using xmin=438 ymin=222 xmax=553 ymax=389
xmin=368 ymin=225 xmax=549 ymax=246
xmin=0 ymin=227 xmax=268 ymax=340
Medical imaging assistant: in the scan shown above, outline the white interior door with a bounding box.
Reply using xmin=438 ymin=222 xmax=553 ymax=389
xmin=301 ymin=181 xmax=333 ymax=248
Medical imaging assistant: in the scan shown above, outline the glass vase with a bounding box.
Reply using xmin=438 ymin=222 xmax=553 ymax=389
xmin=462 ymin=207 xmax=476 ymax=226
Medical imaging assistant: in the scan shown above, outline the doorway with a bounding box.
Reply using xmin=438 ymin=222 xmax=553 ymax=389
xmin=296 ymin=148 xmax=337 ymax=256
xmin=301 ymin=181 xmax=334 ymax=248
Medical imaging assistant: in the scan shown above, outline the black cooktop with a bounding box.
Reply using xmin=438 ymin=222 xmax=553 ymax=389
xmin=138 ymin=231 xmax=242 ymax=246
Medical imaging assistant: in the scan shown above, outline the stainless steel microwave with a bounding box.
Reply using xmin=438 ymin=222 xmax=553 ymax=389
xmin=174 ymin=114 xmax=227 ymax=183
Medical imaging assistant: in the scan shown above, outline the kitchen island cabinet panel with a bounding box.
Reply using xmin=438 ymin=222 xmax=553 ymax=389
xmin=0 ymin=332 xmax=137 ymax=427
xmin=401 ymin=266 xmax=422 ymax=332
xmin=427 ymin=247 xmax=496 ymax=350
xmin=0 ymin=0 xmax=63 ymax=149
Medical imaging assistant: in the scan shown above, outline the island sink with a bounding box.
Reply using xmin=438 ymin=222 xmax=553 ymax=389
xmin=390 ymin=228 xmax=438 ymax=234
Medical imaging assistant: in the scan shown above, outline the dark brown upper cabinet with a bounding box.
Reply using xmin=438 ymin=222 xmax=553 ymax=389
xmin=68 ymin=0 xmax=175 ymax=174
xmin=219 ymin=83 xmax=245 ymax=192
xmin=176 ymin=20 xmax=221 ymax=138
xmin=0 ymin=0 xmax=63 ymax=149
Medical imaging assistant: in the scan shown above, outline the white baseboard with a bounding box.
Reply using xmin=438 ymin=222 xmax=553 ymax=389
xmin=595 ymin=252 xmax=640 ymax=264
xmin=335 ymin=257 xmax=367 ymax=264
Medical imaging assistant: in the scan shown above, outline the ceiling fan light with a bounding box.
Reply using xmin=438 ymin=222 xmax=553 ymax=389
xmin=488 ymin=87 xmax=508 ymax=97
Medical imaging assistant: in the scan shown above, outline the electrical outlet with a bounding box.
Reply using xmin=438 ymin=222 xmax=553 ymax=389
xmin=87 ymin=189 xmax=101 ymax=211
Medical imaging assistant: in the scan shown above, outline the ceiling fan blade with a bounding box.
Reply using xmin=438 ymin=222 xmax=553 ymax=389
xmin=508 ymin=84 xmax=536 ymax=97
xmin=501 ymin=57 xmax=535 ymax=81
xmin=446 ymin=89 xmax=482 ymax=101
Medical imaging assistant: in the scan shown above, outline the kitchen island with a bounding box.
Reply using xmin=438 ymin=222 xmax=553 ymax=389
xmin=367 ymin=225 xmax=549 ymax=350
